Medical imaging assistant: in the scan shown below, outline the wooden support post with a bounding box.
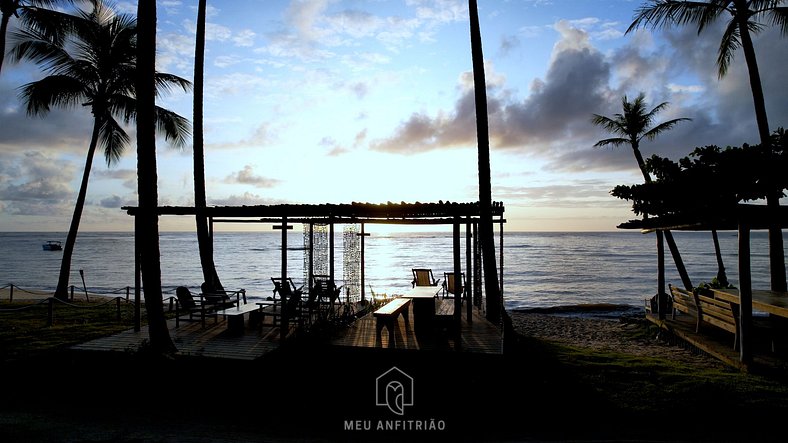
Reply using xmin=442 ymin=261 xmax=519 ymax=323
xmin=499 ymin=219 xmax=504 ymax=297
xmin=134 ymin=216 xmax=141 ymax=332
xmin=329 ymin=221 xmax=335 ymax=284
xmin=453 ymin=219 xmax=462 ymax=328
xmin=738 ymin=222 xmax=753 ymax=365
xmin=309 ymin=223 xmax=314 ymax=295
xmin=358 ymin=224 xmax=370 ymax=302
xmin=466 ymin=218 xmax=472 ymax=323
xmin=274 ymin=217 xmax=293 ymax=341
xmin=9 ymin=284 xmax=13 ymax=302
xmin=657 ymin=230 xmax=666 ymax=320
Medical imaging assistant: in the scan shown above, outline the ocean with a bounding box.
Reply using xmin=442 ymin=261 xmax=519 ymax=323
xmin=1 ymin=230 xmax=785 ymax=313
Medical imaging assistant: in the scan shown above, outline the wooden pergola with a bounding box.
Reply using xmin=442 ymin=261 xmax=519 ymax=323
xmin=618 ymin=203 xmax=788 ymax=365
xmin=123 ymin=201 xmax=506 ymax=338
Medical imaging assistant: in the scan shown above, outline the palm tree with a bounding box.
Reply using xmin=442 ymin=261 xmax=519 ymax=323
xmin=136 ymin=0 xmax=175 ymax=355
xmin=468 ymin=0 xmax=501 ymax=324
xmin=192 ymin=0 xmax=224 ymax=292
xmin=8 ymin=0 xmax=192 ymax=301
xmin=627 ymin=0 xmax=788 ymax=291
xmin=592 ymin=93 xmax=695 ymax=291
xmin=0 ymin=1 xmax=74 ymax=74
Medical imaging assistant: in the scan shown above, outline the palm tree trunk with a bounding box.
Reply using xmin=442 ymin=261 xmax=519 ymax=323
xmin=0 ymin=9 xmax=12 ymax=74
xmin=735 ymin=0 xmax=786 ymax=292
xmin=193 ymin=0 xmax=223 ymax=292
xmin=712 ymin=229 xmax=729 ymax=286
xmin=54 ymin=121 xmax=101 ymax=300
xmin=137 ymin=0 xmax=175 ymax=355
xmin=469 ymin=0 xmax=501 ymax=324
xmin=635 ymin=143 xmax=693 ymax=290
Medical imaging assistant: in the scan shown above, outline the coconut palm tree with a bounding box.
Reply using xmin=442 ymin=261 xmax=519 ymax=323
xmin=627 ymin=0 xmax=788 ymax=291
xmin=592 ymin=93 xmax=695 ymax=291
xmin=8 ymin=0 xmax=191 ymax=302
xmin=0 ymin=0 xmax=74 ymax=74
xmin=136 ymin=0 xmax=175 ymax=355
xmin=468 ymin=0 xmax=501 ymax=324
xmin=193 ymin=0 xmax=224 ymax=293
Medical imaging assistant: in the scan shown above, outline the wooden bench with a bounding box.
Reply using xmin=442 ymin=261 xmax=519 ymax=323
xmin=373 ymin=297 xmax=411 ymax=347
xmin=215 ymin=303 xmax=261 ymax=335
xmin=670 ymin=284 xmax=740 ymax=349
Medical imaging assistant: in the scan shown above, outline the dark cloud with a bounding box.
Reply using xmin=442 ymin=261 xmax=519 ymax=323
xmin=99 ymin=195 xmax=124 ymax=209
xmin=93 ymin=169 xmax=137 ymax=189
xmin=370 ymin=19 xmax=788 ymax=176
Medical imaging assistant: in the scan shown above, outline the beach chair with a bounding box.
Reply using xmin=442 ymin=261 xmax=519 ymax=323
xmin=441 ymin=272 xmax=466 ymax=300
xmin=174 ymin=286 xmax=219 ymax=328
xmin=411 ymin=268 xmax=440 ymax=291
xmin=200 ymin=282 xmax=243 ymax=309
xmin=312 ymin=274 xmax=343 ymax=320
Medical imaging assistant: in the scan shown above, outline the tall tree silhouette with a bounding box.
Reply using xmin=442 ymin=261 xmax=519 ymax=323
xmin=592 ymin=93 xmax=695 ymax=290
xmin=192 ymin=0 xmax=224 ymax=292
xmin=8 ymin=0 xmax=191 ymax=301
xmin=627 ymin=0 xmax=787 ymax=291
xmin=136 ymin=0 xmax=175 ymax=355
xmin=0 ymin=1 xmax=73 ymax=74
xmin=468 ymin=0 xmax=501 ymax=324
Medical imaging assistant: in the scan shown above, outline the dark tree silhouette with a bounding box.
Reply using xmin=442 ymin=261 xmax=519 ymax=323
xmin=628 ymin=0 xmax=787 ymax=291
xmin=468 ymin=0 xmax=501 ymax=324
xmin=592 ymin=93 xmax=694 ymax=290
xmin=0 ymin=0 xmax=74 ymax=74
xmin=8 ymin=0 xmax=191 ymax=301
xmin=192 ymin=0 xmax=224 ymax=292
xmin=136 ymin=0 xmax=175 ymax=355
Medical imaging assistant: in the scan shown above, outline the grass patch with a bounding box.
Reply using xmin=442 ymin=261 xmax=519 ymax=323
xmin=0 ymin=298 xmax=176 ymax=361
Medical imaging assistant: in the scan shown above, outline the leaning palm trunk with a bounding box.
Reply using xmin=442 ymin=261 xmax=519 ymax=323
xmin=193 ymin=0 xmax=223 ymax=292
xmin=634 ymin=144 xmax=693 ymax=291
xmin=733 ymin=1 xmax=787 ymax=291
xmin=136 ymin=0 xmax=174 ymax=355
xmin=469 ymin=0 xmax=501 ymax=324
xmin=53 ymin=122 xmax=101 ymax=300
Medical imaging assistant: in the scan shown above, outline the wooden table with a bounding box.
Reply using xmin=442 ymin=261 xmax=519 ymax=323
xmin=215 ymin=303 xmax=261 ymax=335
xmin=710 ymin=288 xmax=788 ymax=318
xmin=401 ymin=286 xmax=439 ymax=335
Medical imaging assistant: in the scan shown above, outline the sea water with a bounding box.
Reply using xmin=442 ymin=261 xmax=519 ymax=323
xmin=1 ymin=230 xmax=784 ymax=312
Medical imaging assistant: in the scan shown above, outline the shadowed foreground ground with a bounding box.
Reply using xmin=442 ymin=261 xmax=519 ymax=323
xmin=2 ymin=312 xmax=788 ymax=442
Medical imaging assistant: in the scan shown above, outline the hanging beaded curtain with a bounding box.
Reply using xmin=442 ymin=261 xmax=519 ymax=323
xmin=343 ymin=225 xmax=360 ymax=302
xmin=303 ymin=223 xmax=329 ymax=285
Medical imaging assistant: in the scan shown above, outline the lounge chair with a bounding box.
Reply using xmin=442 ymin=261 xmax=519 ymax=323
xmin=200 ymin=282 xmax=244 ymax=309
xmin=441 ymin=272 xmax=466 ymax=300
xmin=174 ymin=286 xmax=220 ymax=328
xmin=411 ymin=268 xmax=440 ymax=289
xmin=312 ymin=274 xmax=343 ymax=320
xmin=263 ymin=277 xmax=307 ymax=327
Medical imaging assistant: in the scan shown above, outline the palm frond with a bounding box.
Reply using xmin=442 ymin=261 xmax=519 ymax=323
xmin=593 ymin=137 xmax=630 ymax=149
xmin=765 ymin=6 xmax=788 ymax=35
xmin=98 ymin=115 xmax=130 ymax=166
xmin=154 ymin=106 xmax=192 ymax=149
xmin=18 ymin=75 xmax=85 ymax=115
xmin=627 ymin=1 xmax=728 ymax=34
xmin=642 ymin=118 xmax=693 ymax=141
xmin=154 ymin=72 xmax=192 ymax=96
xmin=717 ymin=18 xmax=741 ymax=78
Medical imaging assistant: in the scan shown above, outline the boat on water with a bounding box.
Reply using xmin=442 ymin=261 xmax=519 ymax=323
xmin=42 ymin=240 xmax=62 ymax=251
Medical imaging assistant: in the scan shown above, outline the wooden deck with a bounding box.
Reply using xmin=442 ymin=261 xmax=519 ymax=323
xmin=72 ymin=316 xmax=284 ymax=361
xmin=72 ymin=298 xmax=503 ymax=359
xmin=331 ymin=298 xmax=502 ymax=354
xmin=646 ymin=311 xmax=788 ymax=374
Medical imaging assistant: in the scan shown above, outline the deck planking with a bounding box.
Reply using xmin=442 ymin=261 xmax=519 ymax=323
xmin=331 ymin=298 xmax=502 ymax=354
xmin=72 ymin=298 xmax=503 ymax=360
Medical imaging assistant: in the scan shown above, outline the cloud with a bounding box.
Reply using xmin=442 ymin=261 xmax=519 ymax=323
xmin=224 ymin=165 xmax=280 ymax=188
xmin=99 ymin=195 xmax=125 ymax=209
xmin=209 ymin=192 xmax=284 ymax=206
xmin=495 ymin=181 xmax=625 ymax=209
xmin=370 ymin=18 xmax=788 ymax=176
xmin=209 ymin=122 xmax=277 ymax=150
xmin=93 ymin=169 xmax=137 ymax=189
xmin=0 ymin=151 xmax=76 ymax=216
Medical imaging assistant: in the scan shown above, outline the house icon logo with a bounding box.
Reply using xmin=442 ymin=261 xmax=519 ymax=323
xmin=375 ymin=366 xmax=414 ymax=416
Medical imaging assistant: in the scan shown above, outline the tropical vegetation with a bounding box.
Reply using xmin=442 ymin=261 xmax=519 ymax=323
xmin=7 ymin=0 xmax=191 ymax=304
xmin=627 ymin=0 xmax=788 ymax=291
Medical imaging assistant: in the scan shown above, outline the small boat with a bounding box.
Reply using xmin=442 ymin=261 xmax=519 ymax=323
xmin=42 ymin=240 xmax=62 ymax=251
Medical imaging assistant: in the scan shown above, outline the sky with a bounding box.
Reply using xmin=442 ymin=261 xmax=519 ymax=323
xmin=1 ymin=0 xmax=788 ymax=233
